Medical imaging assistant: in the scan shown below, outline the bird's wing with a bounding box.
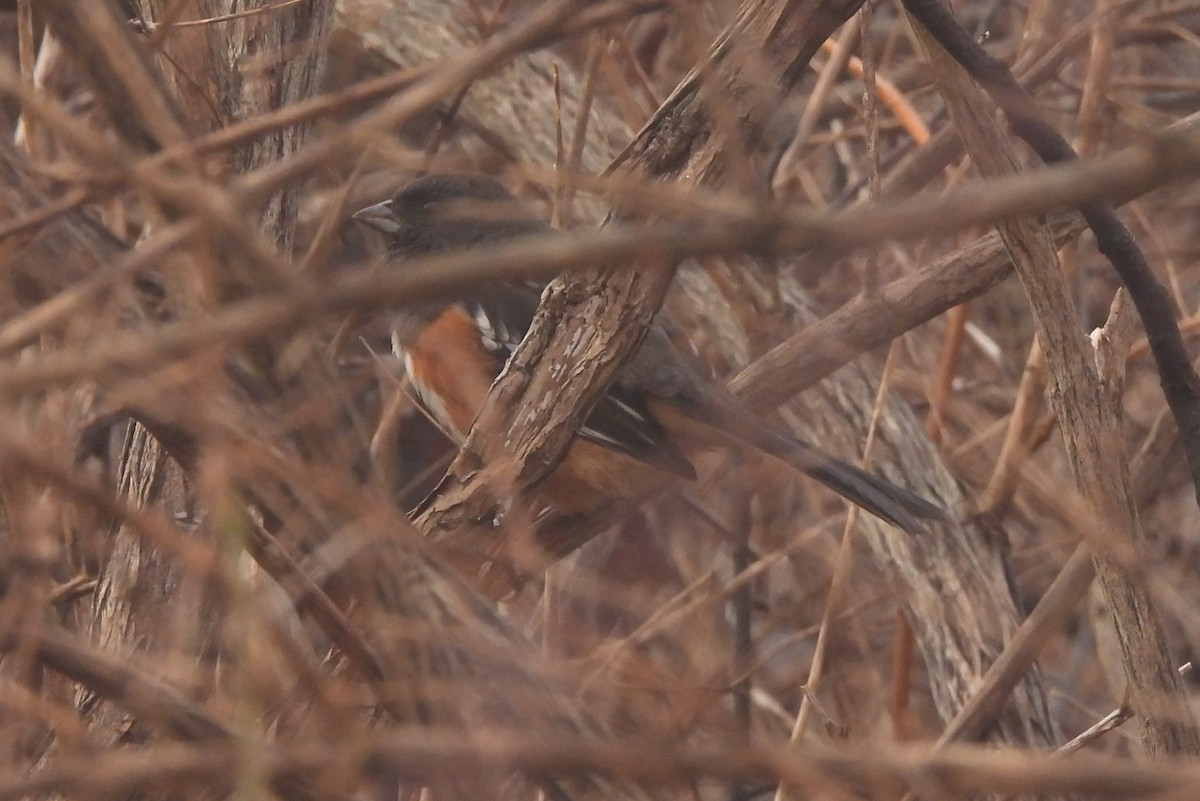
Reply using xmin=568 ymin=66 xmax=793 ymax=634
xmin=468 ymin=284 xmax=696 ymax=480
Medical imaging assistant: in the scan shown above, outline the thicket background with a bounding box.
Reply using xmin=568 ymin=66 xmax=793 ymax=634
xmin=1 ymin=1 xmax=1199 ymax=799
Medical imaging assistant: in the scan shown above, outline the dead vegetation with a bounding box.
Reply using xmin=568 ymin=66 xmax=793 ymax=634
xmin=1 ymin=0 xmax=1200 ymax=799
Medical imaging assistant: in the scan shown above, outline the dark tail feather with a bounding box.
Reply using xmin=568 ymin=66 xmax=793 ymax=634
xmin=694 ymin=394 xmax=947 ymax=532
xmin=805 ymin=456 xmax=946 ymax=532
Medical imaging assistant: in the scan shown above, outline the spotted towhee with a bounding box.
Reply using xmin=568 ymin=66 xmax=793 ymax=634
xmin=353 ymin=174 xmax=945 ymax=532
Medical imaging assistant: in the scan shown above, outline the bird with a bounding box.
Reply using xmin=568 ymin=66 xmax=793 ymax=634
xmin=353 ymin=173 xmax=946 ymax=532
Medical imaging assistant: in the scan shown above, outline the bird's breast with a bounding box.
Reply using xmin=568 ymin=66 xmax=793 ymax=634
xmin=398 ymin=306 xmax=497 ymax=442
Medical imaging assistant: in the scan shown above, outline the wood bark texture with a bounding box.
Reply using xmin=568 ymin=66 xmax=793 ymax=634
xmin=338 ymin=0 xmax=1058 ymax=748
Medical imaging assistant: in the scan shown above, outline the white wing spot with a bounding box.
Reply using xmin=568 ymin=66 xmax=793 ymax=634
xmin=471 ymin=306 xmax=505 ymax=353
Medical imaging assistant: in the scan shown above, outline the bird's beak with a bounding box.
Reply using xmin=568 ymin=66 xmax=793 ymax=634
xmin=351 ymin=200 xmax=403 ymax=234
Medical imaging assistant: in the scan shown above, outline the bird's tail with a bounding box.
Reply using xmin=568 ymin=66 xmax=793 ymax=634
xmin=687 ymin=391 xmax=947 ymax=532
xmin=802 ymin=449 xmax=946 ymax=532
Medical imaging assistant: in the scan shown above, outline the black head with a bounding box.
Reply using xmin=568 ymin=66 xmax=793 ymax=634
xmin=352 ymin=173 xmax=547 ymax=255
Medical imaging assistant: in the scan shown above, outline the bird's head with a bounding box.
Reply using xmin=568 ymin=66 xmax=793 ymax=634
xmin=352 ymin=173 xmax=545 ymax=255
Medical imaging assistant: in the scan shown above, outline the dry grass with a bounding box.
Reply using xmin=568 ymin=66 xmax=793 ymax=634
xmin=1 ymin=1 xmax=1200 ymax=799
